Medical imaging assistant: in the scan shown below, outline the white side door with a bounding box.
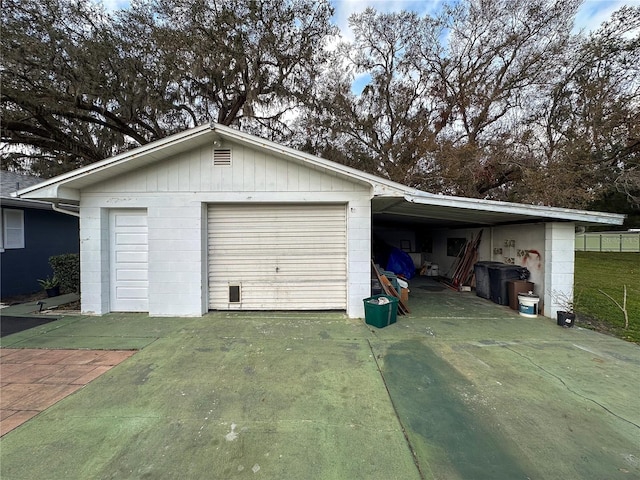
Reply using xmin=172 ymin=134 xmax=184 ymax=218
xmin=110 ymin=209 xmax=148 ymax=312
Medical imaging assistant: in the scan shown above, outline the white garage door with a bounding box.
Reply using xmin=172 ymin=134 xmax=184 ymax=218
xmin=110 ymin=209 xmax=148 ymax=312
xmin=208 ymin=204 xmax=347 ymax=311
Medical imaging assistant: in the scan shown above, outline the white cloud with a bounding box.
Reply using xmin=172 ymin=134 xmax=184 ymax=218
xmin=330 ymin=0 xmax=639 ymax=40
xmin=330 ymin=0 xmax=444 ymax=41
xmin=574 ymin=0 xmax=639 ymax=33
xmin=93 ymin=0 xmax=130 ymax=12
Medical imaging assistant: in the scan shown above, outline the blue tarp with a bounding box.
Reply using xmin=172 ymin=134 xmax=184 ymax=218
xmin=386 ymin=247 xmax=415 ymax=279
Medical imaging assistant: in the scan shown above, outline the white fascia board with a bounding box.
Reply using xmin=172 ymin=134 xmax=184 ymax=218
xmin=405 ymin=193 xmax=626 ymax=225
xmin=18 ymin=183 xmax=80 ymax=202
xmin=16 ymin=124 xmax=212 ymax=201
xmin=211 ymin=123 xmax=410 ymax=196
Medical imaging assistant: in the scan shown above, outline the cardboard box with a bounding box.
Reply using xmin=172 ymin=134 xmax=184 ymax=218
xmin=400 ymin=287 xmax=409 ymax=304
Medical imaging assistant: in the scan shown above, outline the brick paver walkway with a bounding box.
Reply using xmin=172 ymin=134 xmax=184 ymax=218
xmin=0 ymin=348 xmax=135 ymax=436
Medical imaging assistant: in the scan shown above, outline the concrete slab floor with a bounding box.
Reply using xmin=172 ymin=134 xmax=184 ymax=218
xmin=0 ymin=278 xmax=639 ymax=479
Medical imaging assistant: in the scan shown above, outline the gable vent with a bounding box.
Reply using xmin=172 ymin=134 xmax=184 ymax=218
xmin=213 ymin=148 xmax=232 ymax=166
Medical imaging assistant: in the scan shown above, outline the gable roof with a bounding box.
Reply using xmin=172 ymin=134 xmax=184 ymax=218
xmin=14 ymin=123 xmax=409 ymax=203
xmin=16 ymin=123 xmax=625 ymax=227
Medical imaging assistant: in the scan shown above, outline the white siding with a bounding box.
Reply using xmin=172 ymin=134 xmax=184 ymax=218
xmin=87 ymin=142 xmax=364 ymax=195
xmin=208 ymin=204 xmax=347 ymax=311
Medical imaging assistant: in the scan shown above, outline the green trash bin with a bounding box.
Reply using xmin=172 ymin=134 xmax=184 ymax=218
xmin=363 ymin=295 xmax=399 ymax=328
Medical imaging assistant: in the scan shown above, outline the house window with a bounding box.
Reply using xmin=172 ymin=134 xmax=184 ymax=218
xmin=1 ymin=208 xmax=25 ymax=250
xmin=213 ymin=149 xmax=232 ymax=167
xmin=447 ymin=237 xmax=466 ymax=257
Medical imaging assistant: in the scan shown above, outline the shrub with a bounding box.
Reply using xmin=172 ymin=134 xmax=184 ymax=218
xmin=49 ymin=253 xmax=80 ymax=293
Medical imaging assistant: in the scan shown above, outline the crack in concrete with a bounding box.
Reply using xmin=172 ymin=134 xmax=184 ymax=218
xmin=504 ymin=346 xmax=640 ymax=430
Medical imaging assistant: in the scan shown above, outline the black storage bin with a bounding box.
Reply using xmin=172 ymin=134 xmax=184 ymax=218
xmin=371 ymin=277 xmax=383 ymax=295
xmin=488 ymin=265 xmax=529 ymax=305
xmin=474 ymin=261 xmax=503 ymax=299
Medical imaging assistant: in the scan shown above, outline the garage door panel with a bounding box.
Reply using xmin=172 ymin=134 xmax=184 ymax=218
xmin=208 ymin=204 xmax=347 ymax=311
xmin=208 ymin=283 xmax=346 ymax=310
xmin=116 ymin=268 xmax=149 ymax=281
xmin=209 ymin=251 xmax=347 ymax=261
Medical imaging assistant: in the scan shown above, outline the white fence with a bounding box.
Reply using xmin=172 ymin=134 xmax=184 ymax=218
xmin=575 ymin=232 xmax=640 ymax=252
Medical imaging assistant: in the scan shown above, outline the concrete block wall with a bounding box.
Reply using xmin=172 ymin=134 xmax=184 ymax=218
xmin=544 ymin=222 xmax=576 ymax=318
xmin=76 ymin=139 xmax=373 ymax=318
xmin=148 ymin=201 xmax=204 ymax=316
xmin=426 ymin=228 xmax=484 ymax=276
xmin=490 ymin=224 xmax=546 ymax=300
xmin=79 ymin=194 xmax=370 ymax=319
xmin=346 ymin=198 xmax=372 ymax=319
xmin=418 ymin=222 xmax=574 ymax=319
xmin=373 ymin=226 xmax=417 ymax=253
xmin=79 ymin=206 xmax=110 ymax=315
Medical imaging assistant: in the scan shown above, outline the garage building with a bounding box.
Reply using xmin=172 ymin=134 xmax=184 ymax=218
xmin=17 ymin=123 xmax=624 ymax=318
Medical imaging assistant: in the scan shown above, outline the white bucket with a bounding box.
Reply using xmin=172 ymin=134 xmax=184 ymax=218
xmin=518 ymin=292 xmax=539 ymax=318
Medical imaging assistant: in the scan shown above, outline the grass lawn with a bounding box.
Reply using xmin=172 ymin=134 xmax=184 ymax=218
xmin=574 ymin=251 xmax=639 ymax=344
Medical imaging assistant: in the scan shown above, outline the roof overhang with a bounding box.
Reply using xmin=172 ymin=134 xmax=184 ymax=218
xmin=16 ymin=125 xmax=216 ymax=203
xmin=373 ymin=193 xmax=626 ymax=228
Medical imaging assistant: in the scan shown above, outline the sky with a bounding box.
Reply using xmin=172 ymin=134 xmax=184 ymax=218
xmin=100 ymin=0 xmax=640 ymax=34
xmin=329 ymin=0 xmax=639 ymax=38
xmin=327 ymin=0 xmax=640 ymax=92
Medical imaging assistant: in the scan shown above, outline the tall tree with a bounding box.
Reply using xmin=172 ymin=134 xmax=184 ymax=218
xmin=297 ymin=9 xmax=437 ymax=186
xmin=526 ymin=6 xmax=640 ymax=208
xmin=144 ymin=0 xmax=335 ymax=132
xmin=419 ymin=0 xmax=580 ymax=197
xmin=1 ymin=0 xmax=335 ymax=176
xmin=1 ymin=0 xmax=191 ymax=176
xmin=299 ymin=0 xmax=580 ymax=200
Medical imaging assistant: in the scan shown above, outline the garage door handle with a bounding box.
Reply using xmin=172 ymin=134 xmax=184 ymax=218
xmin=276 ymin=267 xmax=279 ymax=273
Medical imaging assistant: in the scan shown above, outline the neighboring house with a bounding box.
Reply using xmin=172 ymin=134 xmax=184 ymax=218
xmin=17 ymin=123 xmax=625 ymax=318
xmin=1 ymin=171 xmax=80 ymax=298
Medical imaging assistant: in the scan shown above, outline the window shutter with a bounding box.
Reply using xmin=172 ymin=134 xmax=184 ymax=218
xmin=3 ymin=209 xmax=25 ymax=249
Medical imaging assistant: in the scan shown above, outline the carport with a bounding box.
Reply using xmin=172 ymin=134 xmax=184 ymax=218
xmin=371 ymin=193 xmax=624 ymax=318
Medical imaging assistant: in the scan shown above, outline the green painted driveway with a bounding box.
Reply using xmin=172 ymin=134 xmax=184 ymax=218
xmin=1 ymin=280 xmax=639 ymax=479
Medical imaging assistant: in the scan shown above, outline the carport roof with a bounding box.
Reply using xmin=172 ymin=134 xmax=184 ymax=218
xmin=372 ymin=194 xmax=625 ymax=227
xmin=16 ymin=123 xmax=625 ymax=227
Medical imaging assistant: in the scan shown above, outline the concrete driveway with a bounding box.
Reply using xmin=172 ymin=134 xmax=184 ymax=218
xmin=1 ymin=279 xmax=639 ymax=479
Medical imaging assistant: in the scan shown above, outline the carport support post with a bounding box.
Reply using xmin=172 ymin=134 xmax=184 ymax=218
xmin=543 ymin=223 xmax=576 ymax=319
